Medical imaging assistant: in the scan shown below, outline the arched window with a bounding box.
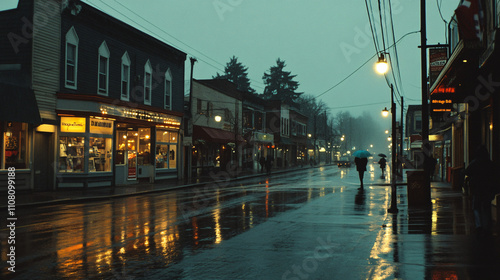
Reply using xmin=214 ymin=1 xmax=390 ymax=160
xmin=97 ymin=41 xmax=110 ymax=95
xmin=164 ymin=69 xmax=172 ymax=109
xmin=121 ymin=52 xmax=131 ymax=101
xmin=65 ymin=27 xmax=79 ymax=89
xmin=144 ymin=60 xmax=152 ymax=105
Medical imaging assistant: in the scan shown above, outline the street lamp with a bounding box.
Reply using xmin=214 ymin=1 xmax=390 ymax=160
xmin=214 ymin=115 xmax=222 ymax=123
xmin=375 ymin=53 xmax=389 ymax=75
xmin=382 ymin=107 xmax=389 ymax=117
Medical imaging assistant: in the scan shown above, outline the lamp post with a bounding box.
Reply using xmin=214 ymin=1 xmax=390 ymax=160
xmin=376 ymin=55 xmax=398 ymax=213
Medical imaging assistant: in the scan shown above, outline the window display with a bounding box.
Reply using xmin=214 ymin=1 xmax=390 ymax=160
xmin=89 ymin=137 xmax=112 ymax=172
xmin=155 ymin=130 xmax=177 ymax=169
xmin=138 ymin=128 xmax=151 ymax=165
xmin=2 ymin=122 xmax=28 ymax=169
xmin=59 ymin=136 xmax=85 ymax=172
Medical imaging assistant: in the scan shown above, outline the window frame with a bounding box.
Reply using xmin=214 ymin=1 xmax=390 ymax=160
xmin=121 ymin=52 xmax=131 ymax=101
xmin=164 ymin=69 xmax=172 ymax=110
xmin=65 ymin=27 xmax=79 ymax=89
xmin=97 ymin=41 xmax=110 ymax=96
xmin=144 ymin=60 xmax=152 ymax=105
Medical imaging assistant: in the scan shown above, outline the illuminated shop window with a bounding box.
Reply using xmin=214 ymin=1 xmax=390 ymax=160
xmin=2 ymin=122 xmax=28 ymax=169
xmin=155 ymin=130 xmax=178 ymax=169
xmin=89 ymin=137 xmax=112 ymax=172
xmin=59 ymin=136 xmax=85 ymax=173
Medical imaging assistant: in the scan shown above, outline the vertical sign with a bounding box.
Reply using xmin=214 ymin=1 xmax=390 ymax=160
xmin=429 ymin=47 xmax=448 ymax=87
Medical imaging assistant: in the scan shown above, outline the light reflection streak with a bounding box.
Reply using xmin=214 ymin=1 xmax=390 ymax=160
xmin=369 ymin=187 xmax=396 ymax=279
xmin=213 ymin=207 xmax=222 ymax=244
xmin=431 ymin=199 xmax=438 ymax=235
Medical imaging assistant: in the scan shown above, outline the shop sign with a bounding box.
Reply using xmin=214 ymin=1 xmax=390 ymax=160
xmin=90 ymin=118 xmax=113 ymax=135
xmin=61 ymin=117 xmax=86 ymax=133
xmin=100 ymin=105 xmax=181 ymax=127
xmin=429 ymin=47 xmax=448 ymax=86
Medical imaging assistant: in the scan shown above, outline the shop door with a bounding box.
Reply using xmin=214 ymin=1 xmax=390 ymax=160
xmin=127 ymin=131 xmax=138 ymax=180
xmin=34 ymin=132 xmax=53 ymax=190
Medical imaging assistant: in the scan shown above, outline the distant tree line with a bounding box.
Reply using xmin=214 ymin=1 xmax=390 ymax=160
xmin=213 ymin=56 xmax=384 ymax=152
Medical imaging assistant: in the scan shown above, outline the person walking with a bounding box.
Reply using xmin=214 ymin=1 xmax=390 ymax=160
xmin=378 ymin=157 xmax=387 ymax=179
xmin=265 ymin=155 xmax=273 ymax=175
xmin=259 ymin=155 xmax=266 ymax=173
xmin=465 ymin=145 xmax=495 ymax=237
xmin=355 ymin=157 xmax=368 ymax=189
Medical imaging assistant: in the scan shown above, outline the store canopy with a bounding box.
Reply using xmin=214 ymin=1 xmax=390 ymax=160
xmin=0 ymin=83 xmax=41 ymax=124
xmin=193 ymin=126 xmax=245 ymax=144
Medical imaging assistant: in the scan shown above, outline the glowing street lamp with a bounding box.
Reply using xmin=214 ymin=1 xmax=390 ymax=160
xmin=382 ymin=107 xmax=389 ymax=117
xmin=375 ymin=53 xmax=389 ymax=74
xmin=214 ymin=115 xmax=222 ymax=122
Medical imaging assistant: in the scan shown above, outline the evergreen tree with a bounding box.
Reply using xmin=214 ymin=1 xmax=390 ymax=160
xmin=213 ymin=56 xmax=255 ymax=93
xmin=262 ymin=58 xmax=302 ymax=102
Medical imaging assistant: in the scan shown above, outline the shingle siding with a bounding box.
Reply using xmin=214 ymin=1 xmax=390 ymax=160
xmin=32 ymin=0 xmax=60 ymax=120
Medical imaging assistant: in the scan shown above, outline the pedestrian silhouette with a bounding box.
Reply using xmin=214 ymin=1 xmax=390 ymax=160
xmin=265 ymin=155 xmax=273 ymax=175
xmin=378 ymin=157 xmax=387 ymax=178
xmin=424 ymin=154 xmax=437 ymax=181
xmin=259 ymin=155 xmax=266 ymax=173
xmin=355 ymin=157 xmax=368 ymax=189
xmin=465 ymin=145 xmax=495 ymax=237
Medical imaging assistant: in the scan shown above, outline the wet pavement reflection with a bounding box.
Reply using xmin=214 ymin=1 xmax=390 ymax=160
xmin=2 ymin=165 xmax=500 ymax=279
xmin=1 ymin=169 xmax=339 ymax=279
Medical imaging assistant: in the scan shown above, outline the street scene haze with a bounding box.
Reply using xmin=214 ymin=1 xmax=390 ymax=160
xmin=1 ymin=0 xmax=500 ymax=279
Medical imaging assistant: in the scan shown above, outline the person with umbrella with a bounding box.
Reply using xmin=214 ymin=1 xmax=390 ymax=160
xmin=378 ymin=153 xmax=387 ymax=179
xmin=353 ymin=150 xmax=370 ymax=189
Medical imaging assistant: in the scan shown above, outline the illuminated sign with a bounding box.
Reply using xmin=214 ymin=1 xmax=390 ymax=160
xmin=99 ymin=105 xmax=181 ymax=127
xmin=431 ymin=99 xmax=452 ymax=105
xmin=61 ymin=117 xmax=86 ymax=133
xmin=90 ymin=118 xmax=113 ymax=135
xmin=432 ymin=87 xmax=455 ymax=94
xmin=431 ymin=92 xmax=454 ymax=113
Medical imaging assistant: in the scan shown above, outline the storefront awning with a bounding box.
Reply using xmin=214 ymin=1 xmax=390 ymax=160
xmin=193 ymin=126 xmax=245 ymax=144
xmin=0 ymin=83 xmax=41 ymax=124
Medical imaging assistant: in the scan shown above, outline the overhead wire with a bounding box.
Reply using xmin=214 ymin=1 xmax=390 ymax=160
xmin=86 ymin=0 xmax=266 ymax=90
xmin=365 ymin=0 xmax=381 ymax=53
xmin=315 ymin=30 xmax=419 ymax=99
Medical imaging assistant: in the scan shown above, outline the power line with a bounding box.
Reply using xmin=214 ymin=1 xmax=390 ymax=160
xmin=315 ymin=30 xmax=419 ymax=99
xmin=365 ymin=0 xmax=380 ymax=53
xmin=86 ymin=0 xmax=266 ymax=90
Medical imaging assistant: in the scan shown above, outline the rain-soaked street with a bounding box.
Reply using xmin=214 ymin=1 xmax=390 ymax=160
xmin=2 ymin=164 xmax=500 ymax=279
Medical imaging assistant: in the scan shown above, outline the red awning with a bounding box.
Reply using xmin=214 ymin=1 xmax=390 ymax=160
xmin=193 ymin=126 xmax=245 ymax=144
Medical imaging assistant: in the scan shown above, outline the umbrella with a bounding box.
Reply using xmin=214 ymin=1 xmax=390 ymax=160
xmin=378 ymin=153 xmax=387 ymax=157
xmin=352 ymin=150 xmax=371 ymax=158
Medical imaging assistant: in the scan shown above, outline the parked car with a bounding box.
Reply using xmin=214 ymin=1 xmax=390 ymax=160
xmin=337 ymin=156 xmax=352 ymax=168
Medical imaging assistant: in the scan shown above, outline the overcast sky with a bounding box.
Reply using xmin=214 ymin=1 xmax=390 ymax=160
xmin=1 ymin=0 xmax=460 ymax=121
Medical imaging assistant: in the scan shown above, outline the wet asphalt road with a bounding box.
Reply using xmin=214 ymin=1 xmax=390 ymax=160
xmin=2 ymin=164 xmax=500 ymax=279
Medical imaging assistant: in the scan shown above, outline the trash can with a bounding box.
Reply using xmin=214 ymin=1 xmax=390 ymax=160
xmin=406 ymin=169 xmax=431 ymax=207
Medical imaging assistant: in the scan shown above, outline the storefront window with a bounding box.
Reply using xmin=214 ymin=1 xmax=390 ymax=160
xmin=89 ymin=137 xmax=112 ymax=172
xmin=59 ymin=136 xmax=85 ymax=172
xmin=138 ymin=128 xmax=151 ymax=165
xmin=156 ymin=130 xmax=177 ymax=169
xmin=115 ymin=130 xmax=127 ymax=164
xmin=58 ymin=117 xmax=114 ymax=173
xmin=2 ymin=122 xmax=28 ymax=169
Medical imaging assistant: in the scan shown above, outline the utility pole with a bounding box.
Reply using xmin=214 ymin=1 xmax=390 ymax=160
xmin=400 ymin=96 xmax=404 ymax=179
xmin=388 ymin=84 xmax=398 ymax=213
xmin=421 ymin=1 xmax=430 ymax=163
